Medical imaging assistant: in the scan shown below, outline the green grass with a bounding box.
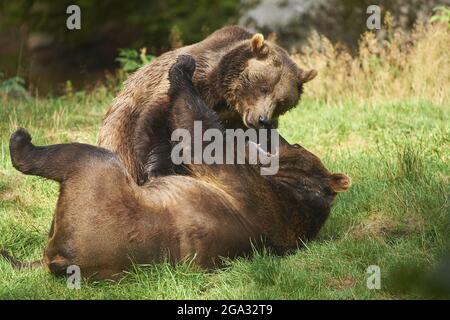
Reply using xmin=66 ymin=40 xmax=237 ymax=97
xmin=0 ymin=91 xmax=448 ymax=299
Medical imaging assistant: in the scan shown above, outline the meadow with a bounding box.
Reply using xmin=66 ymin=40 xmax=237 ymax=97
xmin=0 ymin=13 xmax=448 ymax=299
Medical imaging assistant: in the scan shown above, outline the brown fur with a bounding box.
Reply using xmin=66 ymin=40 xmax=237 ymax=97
xmin=4 ymin=57 xmax=346 ymax=280
xmin=98 ymin=26 xmax=317 ymax=184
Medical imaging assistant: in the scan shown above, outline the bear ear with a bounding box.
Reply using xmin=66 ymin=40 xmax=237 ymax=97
xmin=329 ymin=173 xmax=351 ymax=193
xmin=251 ymin=33 xmax=269 ymax=58
xmin=299 ymin=69 xmax=318 ymax=83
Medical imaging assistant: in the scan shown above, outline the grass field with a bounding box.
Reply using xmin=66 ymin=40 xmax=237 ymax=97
xmin=0 ymin=12 xmax=449 ymax=299
xmin=0 ymin=90 xmax=448 ymax=299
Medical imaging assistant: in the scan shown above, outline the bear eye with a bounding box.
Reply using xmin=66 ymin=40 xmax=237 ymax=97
xmin=260 ymin=86 xmax=269 ymax=94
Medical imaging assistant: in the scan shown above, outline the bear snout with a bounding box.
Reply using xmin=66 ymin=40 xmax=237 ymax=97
xmin=258 ymin=116 xmax=274 ymax=128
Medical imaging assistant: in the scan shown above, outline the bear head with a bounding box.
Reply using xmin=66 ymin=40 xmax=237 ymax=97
xmin=216 ymin=33 xmax=317 ymax=129
xmin=275 ymin=142 xmax=351 ymax=207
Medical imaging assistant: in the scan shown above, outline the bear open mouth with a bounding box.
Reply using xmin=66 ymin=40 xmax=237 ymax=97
xmin=247 ymin=140 xmax=279 ymax=158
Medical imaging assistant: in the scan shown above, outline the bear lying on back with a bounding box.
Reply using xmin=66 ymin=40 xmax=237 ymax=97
xmin=98 ymin=26 xmax=317 ymax=184
xmin=4 ymin=56 xmax=346 ymax=280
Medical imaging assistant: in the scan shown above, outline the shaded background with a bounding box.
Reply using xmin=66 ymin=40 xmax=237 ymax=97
xmin=0 ymin=0 xmax=448 ymax=94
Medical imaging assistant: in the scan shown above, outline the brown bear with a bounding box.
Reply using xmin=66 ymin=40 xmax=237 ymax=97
xmin=98 ymin=26 xmax=317 ymax=184
xmin=2 ymin=56 xmax=348 ymax=280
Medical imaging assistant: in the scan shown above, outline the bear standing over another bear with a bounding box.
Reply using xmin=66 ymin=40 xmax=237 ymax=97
xmin=98 ymin=26 xmax=317 ymax=184
xmin=3 ymin=56 xmax=347 ymax=279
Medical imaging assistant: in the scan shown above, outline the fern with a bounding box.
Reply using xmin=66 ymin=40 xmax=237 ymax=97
xmin=116 ymin=48 xmax=155 ymax=74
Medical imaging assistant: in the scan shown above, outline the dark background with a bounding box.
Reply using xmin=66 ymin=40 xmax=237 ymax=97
xmin=0 ymin=0 xmax=448 ymax=94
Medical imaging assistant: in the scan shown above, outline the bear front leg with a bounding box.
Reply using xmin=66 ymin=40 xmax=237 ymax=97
xmin=134 ymin=107 xmax=175 ymax=184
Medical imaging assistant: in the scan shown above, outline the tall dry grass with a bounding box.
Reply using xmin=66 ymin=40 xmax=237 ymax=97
xmin=292 ymin=12 xmax=450 ymax=105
